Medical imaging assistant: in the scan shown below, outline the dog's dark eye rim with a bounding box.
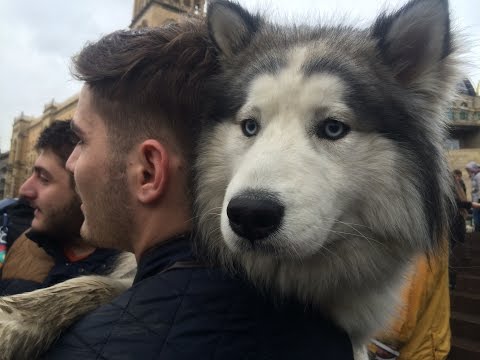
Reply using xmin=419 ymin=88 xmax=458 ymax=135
xmin=316 ymin=118 xmax=350 ymax=140
xmin=241 ymin=118 xmax=260 ymax=137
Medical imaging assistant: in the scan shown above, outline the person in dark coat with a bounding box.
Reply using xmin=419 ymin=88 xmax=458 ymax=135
xmin=45 ymin=20 xmax=354 ymax=359
xmin=449 ymin=173 xmax=480 ymax=289
xmin=45 ymin=235 xmax=352 ymax=360
xmin=0 ymin=121 xmax=118 ymax=296
xmin=0 ymin=197 xmax=33 ymax=250
xmin=453 ymin=169 xmax=466 ymax=195
xmin=0 ymin=197 xmax=33 ymax=274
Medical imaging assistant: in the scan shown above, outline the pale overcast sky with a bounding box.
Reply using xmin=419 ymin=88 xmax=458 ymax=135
xmin=1 ymin=0 xmax=479 ymax=152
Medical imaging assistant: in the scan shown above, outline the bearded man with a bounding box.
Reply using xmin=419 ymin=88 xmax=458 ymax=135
xmin=0 ymin=120 xmax=119 ymax=295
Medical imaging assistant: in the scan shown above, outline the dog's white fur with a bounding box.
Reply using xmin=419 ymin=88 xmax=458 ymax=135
xmin=195 ymin=59 xmax=413 ymax=358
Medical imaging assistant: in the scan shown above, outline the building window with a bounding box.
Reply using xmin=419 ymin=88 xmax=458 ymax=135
xmin=460 ymin=111 xmax=467 ymax=120
xmin=461 ymin=102 xmax=468 ymax=108
xmin=477 ymin=112 xmax=480 ymax=120
xmin=447 ymin=109 xmax=454 ymax=120
xmin=194 ymin=0 xmax=202 ymax=14
xmin=444 ymin=138 xmax=460 ymax=150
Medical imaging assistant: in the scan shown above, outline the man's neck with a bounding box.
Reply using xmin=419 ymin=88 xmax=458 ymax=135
xmin=133 ymin=209 xmax=193 ymax=262
xmin=64 ymin=236 xmax=96 ymax=260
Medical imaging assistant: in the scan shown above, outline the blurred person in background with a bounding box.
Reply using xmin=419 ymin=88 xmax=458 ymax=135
xmin=465 ymin=162 xmax=480 ymax=231
xmin=453 ymin=169 xmax=466 ymax=194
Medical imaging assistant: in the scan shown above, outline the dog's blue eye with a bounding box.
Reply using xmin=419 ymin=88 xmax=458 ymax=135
xmin=318 ymin=118 xmax=350 ymax=140
xmin=241 ymin=119 xmax=259 ymax=137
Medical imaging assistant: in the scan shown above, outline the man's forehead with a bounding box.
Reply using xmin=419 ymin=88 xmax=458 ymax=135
xmin=70 ymin=117 xmax=85 ymax=136
xmin=35 ymin=149 xmax=65 ymax=171
xmin=74 ymin=86 xmax=100 ymax=132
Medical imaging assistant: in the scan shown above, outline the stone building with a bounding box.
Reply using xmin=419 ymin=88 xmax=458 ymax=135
xmin=131 ymin=0 xmax=205 ymax=28
xmin=3 ymin=95 xmax=77 ymax=197
xmin=0 ymin=151 xmax=9 ymax=199
xmin=2 ymin=0 xmax=205 ymax=198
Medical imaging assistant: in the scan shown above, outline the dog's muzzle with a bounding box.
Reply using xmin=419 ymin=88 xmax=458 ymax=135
xmin=226 ymin=191 xmax=284 ymax=243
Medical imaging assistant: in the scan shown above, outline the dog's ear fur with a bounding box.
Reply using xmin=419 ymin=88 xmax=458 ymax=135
xmin=372 ymin=0 xmax=451 ymax=85
xmin=207 ymin=0 xmax=262 ymax=57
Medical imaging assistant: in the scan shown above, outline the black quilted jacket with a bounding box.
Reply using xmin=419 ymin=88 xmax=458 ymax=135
xmin=45 ymin=236 xmax=353 ymax=360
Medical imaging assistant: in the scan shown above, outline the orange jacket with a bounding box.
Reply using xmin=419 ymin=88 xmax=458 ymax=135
xmin=375 ymin=246 xmax=451 ymax=360
xmin=1 ymin=232 xmax=54 ymax=282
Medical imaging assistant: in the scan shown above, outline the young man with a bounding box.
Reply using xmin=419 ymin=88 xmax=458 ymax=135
xmin=466 ymin=161 xmax=480 ymax=231
xmin=453 ymin=169 xmax=466 ymax=194
xmin=0 ymin=121 xmax=119 ymax=295
xmin=45 ymin=21 xmax=353 ymax=359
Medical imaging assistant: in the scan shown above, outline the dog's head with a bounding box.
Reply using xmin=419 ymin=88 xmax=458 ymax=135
xmin=196 ymin=0 xmax=458 ymax=270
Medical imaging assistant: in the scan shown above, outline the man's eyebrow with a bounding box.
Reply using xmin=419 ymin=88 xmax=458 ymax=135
xmin=70 ymin=120 xmax=85 ymax=137
xmin=33 ymin=166 xmax=52 ymax=178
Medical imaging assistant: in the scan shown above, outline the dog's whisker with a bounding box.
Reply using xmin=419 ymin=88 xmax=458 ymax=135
xmin=318 ymin=216 xmax=373 ymax=231
xmin=335 ymin=223 xmax=387 ymax=249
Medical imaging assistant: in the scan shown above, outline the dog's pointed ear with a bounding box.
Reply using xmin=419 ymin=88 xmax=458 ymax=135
xmin=207 ymin=0 xmax=262 ymax=57
xmin=372 ymin=0 xmax=452 ymax=85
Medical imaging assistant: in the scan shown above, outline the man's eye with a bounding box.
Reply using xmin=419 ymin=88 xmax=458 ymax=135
xmin=39 ymin=176 xmax=49 ymax=184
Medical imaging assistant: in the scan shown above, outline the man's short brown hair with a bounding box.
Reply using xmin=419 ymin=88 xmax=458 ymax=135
xmin=71 ymin=20 xmax=218 ymax=158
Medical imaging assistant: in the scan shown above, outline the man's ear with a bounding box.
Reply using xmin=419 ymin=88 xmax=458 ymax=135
xmin=134 ymin=140 xmax=169 ymax=204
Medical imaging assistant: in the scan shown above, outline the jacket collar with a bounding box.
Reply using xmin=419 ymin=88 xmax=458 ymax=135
xmin=26 ymin=229 xmax=64 ymax=259
xmin=134 ymin=233 xmax=194 ymax=284
xmin=26 ymin=229 xmax=119 ymax=264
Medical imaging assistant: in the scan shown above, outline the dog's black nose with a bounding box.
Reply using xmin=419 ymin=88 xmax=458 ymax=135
xmin=227 ymin=193 xmax=284 ymax=242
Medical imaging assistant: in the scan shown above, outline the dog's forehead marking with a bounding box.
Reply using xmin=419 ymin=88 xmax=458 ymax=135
xmin=245 ymin=46 xmax=347 ymax=119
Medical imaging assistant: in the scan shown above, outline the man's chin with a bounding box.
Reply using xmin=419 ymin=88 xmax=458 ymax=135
xmin=30 ymin=219 xmax=45 ymax=233
xmin=80 ymin=224 xmax=99 ymax=248
xmin=80 ymin=224 xmax=90 ymax=241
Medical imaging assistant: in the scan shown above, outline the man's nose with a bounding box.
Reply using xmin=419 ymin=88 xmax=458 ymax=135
xmin=66 ymin=146 xmax=79 ymax=173
xmin=18 ymin=176 xmax=37 ymax=200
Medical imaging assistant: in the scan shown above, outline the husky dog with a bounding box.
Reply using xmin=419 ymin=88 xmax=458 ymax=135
xmin=195 ymin=0 xmax=458 ymax=354
xmin=0 ymin=0 xmax=459 ymax=359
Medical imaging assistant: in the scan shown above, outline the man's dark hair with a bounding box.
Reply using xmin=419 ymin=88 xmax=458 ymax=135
xmin=71 ymin=20 xmax=218 ymax=158
xmin=35 ymin=120 xmax=79 ymax=165
xmin=453 ymin=169 xmax=462 ymax=177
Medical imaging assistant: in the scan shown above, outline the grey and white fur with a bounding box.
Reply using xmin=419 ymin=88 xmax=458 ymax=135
xmin=195 ymin=0 xmax=459 ymax=356
xmin=0 ymin=253 xmax=136 ymax=360
xmin=0 ymin=0 xmax=461 ymax=359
